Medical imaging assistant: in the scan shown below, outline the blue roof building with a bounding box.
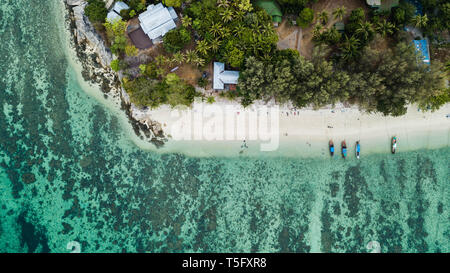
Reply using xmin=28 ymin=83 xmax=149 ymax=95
xmin=413 ymin=40 xmax=430 ymax=64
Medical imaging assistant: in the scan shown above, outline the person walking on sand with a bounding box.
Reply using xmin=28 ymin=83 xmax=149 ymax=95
xmin=241 ymin=139 xmax=248 ymax=149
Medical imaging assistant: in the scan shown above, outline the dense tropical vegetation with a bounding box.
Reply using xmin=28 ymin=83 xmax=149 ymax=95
xmin=85 ymin=0 xmax=108 ymax=23
xmin=84 ymin=0 xmax=448 ymax=114
xmin=297 ymin=7 xmax=314 ymax=27
xmin=185 ymin=0 xmax=278 ymax=68
xmin=239 ymin=43 xmax=446 ymax=116
xmin=123 ymin=73 xmax=199 ymax=107
xmin=163 ymin=27 xmax=191 ymax=53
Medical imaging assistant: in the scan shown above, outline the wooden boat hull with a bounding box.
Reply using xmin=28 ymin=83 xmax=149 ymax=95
xmin=341 ymin=141 xmax=347 ymax=158
xmin=391 ymin=137 xmax=397 ymax=154
xmin=356 ymin=141 xmax=360 ymax=159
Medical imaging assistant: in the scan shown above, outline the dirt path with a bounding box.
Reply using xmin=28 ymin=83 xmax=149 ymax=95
xmin=296 ymin=27 xmax=302 ymax=52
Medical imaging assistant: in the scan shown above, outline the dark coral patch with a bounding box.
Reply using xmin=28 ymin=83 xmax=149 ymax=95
xmin=21 ymin=173 xmax=36 ymax=184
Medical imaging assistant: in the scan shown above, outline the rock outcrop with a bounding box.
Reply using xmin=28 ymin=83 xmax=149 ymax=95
xmin=64 ymin=0 xmax=167 ymax=147
xmin=69 ymin=0 xmax=112 ymax=67
xmin=66 ymin=0 xmax=85 ymax=6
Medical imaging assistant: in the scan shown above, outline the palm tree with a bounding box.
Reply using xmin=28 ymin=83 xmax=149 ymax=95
xmin=236 ymin=0 xmax=253 ymax=13
xmin=233 ymin=23 xmax=245 ymax=37
xmin=217 ymin=0 xmax=229 ymax=8
xmin=156 ymin=67 xmax=166 ymax=78
xmin=210 ymin=38 xmax=222 ymax=52
xmin=172 ymin=52 xmax=185 ymax=65
xmin=355 ymin=21 xmax=374 ymax=41
xmin=250 ymin=38 xmax=264 ymax=56
xmin=181 ymin=15 xmax=192 ymax=29
xmin=211 ymin=23 xmax=223 ymax=37
xmin=413 ymin=14 xmax=428 ymax=28
xmin=312 ymin=23 xmax=324 ymax=36
xmin=261 ymin=22 xmax=273 ymax=34
xmin=261 ymin=53 xmax=272 ymax=63
xmin=341 ymin=35 xmax=360 ymax=60
xmin=376 ymin=19 xmax=396 ymax=37
xmin=312 ymin=23 xmax=324 ymax=42
xmin=193 ymin=57 xmax=206 ymax=67
xmin=325 ymin=27 xmax=341 ymax=44
xmin=185 ymin=50 xmax=198 ymax=64
xmin=220 ymin=27 xmax=231 ymax=39
xmin=317 ymin=11 xmax=329 ymax=25
xmin=221 ymin=8 xmax=233 ymax=23
xmin=155 ymin=55 xmax=167 ymax=67
xmin=196 ymin=40 xmax=210 ymax=56
xmin=235 ymin=10 xmax=245 ymax=21
xmin=332 ymin=6 xmax=346 ymax=21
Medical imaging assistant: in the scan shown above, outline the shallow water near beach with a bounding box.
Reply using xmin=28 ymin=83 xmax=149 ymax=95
xmin=0 ymin=0 xmax=449 ymax=253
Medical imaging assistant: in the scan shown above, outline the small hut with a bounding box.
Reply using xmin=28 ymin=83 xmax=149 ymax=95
xmin=334 ymin=22 xmax=345 ymax=33
xmin=255 ymin=0 xmax=283 ymax=25
xmin=366 ymin=0 xmax=399 ymax=11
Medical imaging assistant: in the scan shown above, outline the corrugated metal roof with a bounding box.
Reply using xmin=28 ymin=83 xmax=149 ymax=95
xmin=168 ymin=7 xmax=178 ymax=20
xmin=107 ymin=11 xmax=121 ymax=22
xmin=213 ymin=62 xmax=225 ymax=89
xmin=213 ymin=62 xmax=240 ymax=90
xmin=220 ymin=71 xmax=240 ymax=84
xmin=139 ymin=3 xmax=164 ymax=20
xmin=113 ymin=1 xmax=129 ymax=14
xmin=366 ymin=0 xmax=381 ymax=6
xmin=139 ymin=4 xmax=178 ymax=40
xmin=147 ymin=20 xmax=177 ymax=40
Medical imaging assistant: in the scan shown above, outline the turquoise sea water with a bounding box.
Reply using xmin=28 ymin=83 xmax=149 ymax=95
xmin=0 ymin=0 xmax=448 ymax=253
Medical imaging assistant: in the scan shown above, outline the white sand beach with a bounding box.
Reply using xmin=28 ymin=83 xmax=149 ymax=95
xmin=130 ymin=98 xmax=450 ymax=158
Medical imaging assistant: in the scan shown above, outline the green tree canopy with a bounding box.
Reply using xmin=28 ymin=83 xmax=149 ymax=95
xmin=85 ymin=0 xmax=107 ymax=23
xmin=297 ymin=8 xmax=314 ymax=28
xmin=163 ymin=0 xmax=186 ymax=8
xmin=163 ymin=27 xmax=192 ymax=53
xmin=103 ymin=19 xmax=128 ymax=55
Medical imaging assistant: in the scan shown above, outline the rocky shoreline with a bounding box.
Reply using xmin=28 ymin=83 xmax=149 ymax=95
xmin=64 ymin=0 xmax=167 ymax=148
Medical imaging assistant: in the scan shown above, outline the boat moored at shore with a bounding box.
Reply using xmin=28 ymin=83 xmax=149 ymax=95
xmin=356 ymin=141 xmax=360 ymax=159
xmin=329 ymin=140 xmax=334 ymax=157
xmin=341 ymin=141 xmax=347 ymax=158
xmin=392 ymin=137 xmax=397 ymax=154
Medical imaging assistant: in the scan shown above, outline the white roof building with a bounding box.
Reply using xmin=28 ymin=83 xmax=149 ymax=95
xmin=113 ymin=1 xmax=129 ymax=14
xmin=106 ymin=1 xmax=129 ymax=22
xmin=213 ymin=62 xmax=240 ymax=90
xmin=366 ymin=0 xmax=381 ymax=6
xmin=107 ymin=10 xmax=122 ymax=22
xmin=139 ymin=3 xmax=179 ymax=42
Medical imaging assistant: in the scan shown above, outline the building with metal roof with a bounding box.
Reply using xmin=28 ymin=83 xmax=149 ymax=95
xmin=334 ymin=22 xmax=345 ymax=33
xmin=106 ymin=1 xmax=129 ymax=22
xmin=139 ymin=3 xmax=179 ymax=43
xmin=366 ymin=0 xmax=381 ymax=6
xmin=366 ymin=0 xmax=399 ymax=11
xmin=213 ymin=62 xmax=240 ymax=90
xmin=113 ymin=1 xmax=129 ymax=14
xmin=255 ymin=0 xmax=283 ymax=23
xmin=107 ymin=10 xmax=122 ymax=22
